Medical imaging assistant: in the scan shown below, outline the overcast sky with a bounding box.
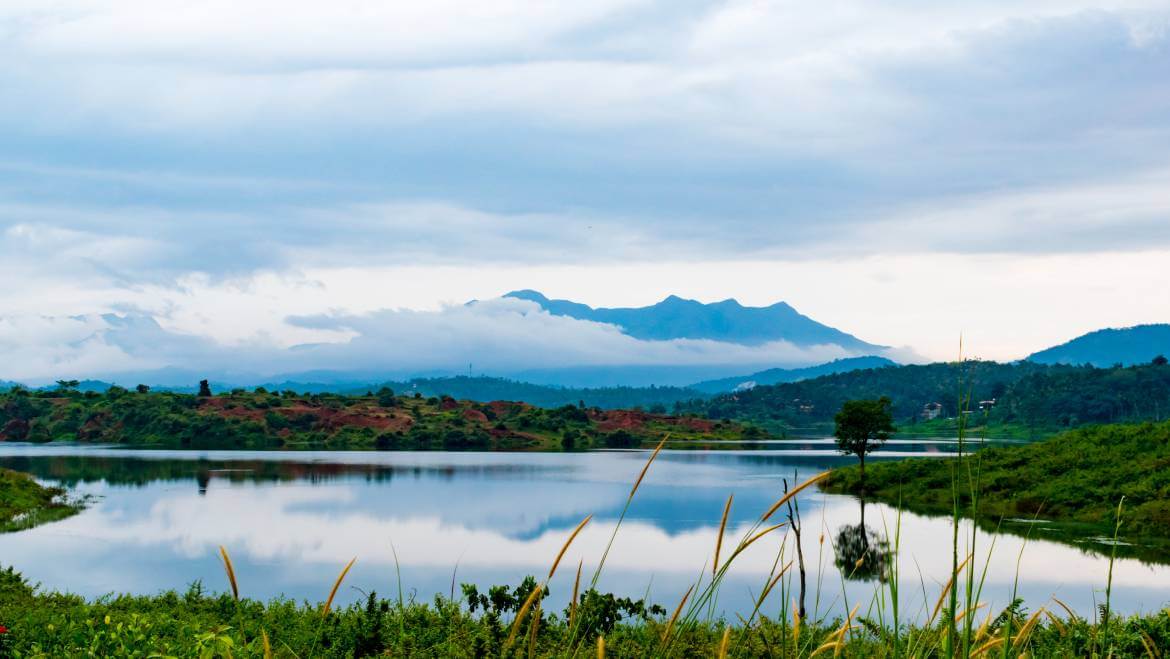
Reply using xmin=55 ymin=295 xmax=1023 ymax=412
xmin=3 ymin=0 xmax=1170 ymax=381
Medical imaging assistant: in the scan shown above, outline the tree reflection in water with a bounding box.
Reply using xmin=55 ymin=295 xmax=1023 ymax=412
xmin=833 ymin=499 xmax=893 ymax=583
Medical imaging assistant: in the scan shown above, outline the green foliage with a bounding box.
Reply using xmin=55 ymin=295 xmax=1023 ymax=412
xmin=824 ymin=420 xmax=1170 ymax=541
xmin=1 ymin=565 xmax=1168 ymax=657
xmin=681 ymin=359 xmax=1170 ymax=438
xmin=570 ymin=589 xmax=667 ymax=639
xmin=346 ymin=375 xmax=703 ymax=410
xmin=833 ymin=397 xmax=895 ymax=466
xmin=0 ymin=387 xmax=765 ymax=451
xmin=0 ymin=468 xmax=84 ymax=533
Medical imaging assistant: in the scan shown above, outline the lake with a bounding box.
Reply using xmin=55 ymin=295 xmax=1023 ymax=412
xmin=2 ymin=442 xmax=1168 ymax=623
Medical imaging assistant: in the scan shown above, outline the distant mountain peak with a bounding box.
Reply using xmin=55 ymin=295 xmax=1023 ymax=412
xmin=1028 ymin=324 xmax=1170 ymax=367
xmin=502 ymin=289 xmax=882 ymax=351
xmin=506 ymin=289 xmax=549 ymax=302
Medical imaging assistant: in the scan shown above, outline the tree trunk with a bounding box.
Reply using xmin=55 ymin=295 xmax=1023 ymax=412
xmin=858 ymin=453 xmax=866 ymax=496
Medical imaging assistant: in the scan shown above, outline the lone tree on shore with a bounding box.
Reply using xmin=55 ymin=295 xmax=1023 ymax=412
xmin=198 ymin=379 xmax=212 ymax=397
xmin=834 ymin=397 xmax=895 ymax=487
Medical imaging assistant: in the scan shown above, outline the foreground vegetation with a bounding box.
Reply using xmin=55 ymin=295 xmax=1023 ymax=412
xmin=823 ymin=420 xmax=1170 ymax=541
xmin=0 ymin=468 xmax=82 ymax=533
xmin=0 ymin=385 xmax=763 ymax=451
xmin=2 ymin=564 xmax=1169 ymax=658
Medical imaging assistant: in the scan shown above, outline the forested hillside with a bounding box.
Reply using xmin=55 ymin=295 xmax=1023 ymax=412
xmin=681 ymin=358 xmax=1170 ymax=437
xmin=344 ymin=376 xmax=700 ymax=410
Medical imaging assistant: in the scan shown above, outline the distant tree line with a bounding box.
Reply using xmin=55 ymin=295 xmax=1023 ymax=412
xmin=678 ymin=358 xmax=1170 ymax=436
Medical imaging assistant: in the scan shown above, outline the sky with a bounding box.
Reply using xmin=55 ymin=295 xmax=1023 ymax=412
xmin=2 ymin=0 xmax=1170 ymax=382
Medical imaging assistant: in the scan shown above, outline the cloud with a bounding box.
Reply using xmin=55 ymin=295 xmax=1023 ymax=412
xmin=1 ymin=0 xmax=1168 ymax=367
xmin=1 ymin=2 xmax=1168 ymax=273
xmin=0 ymin=297 xmax=870 ymax=384
xmin=853 ymin=167 xmax=1170 ymax=254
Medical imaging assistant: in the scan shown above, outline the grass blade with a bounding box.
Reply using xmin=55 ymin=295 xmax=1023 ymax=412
xmin=760 ymin=472 xmax=829 ymax=523
xmin=218 ymin=545 xmax=239 ymax=601
xmin=510 ymin=514 xmax=593 ymax=650
xmin=713 ymin=494 xmax=733 ymax=577
xmin=322 ymin=557 xmax=356 ymax=617
xmin=549 ymin=515 xmax=592 ymax=580
xmin=660 ymin=584 xmax=695 ymax=645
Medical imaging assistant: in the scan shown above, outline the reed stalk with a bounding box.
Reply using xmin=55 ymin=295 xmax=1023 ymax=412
xmin=218 ymin=545 xmax=247 ymax=647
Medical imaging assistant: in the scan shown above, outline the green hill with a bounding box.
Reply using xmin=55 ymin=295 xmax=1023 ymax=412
xmin=0 ymin=386 xmax=763 ymax=451
xmin=681 ymin=358 xmax=1170 ymax=438
xmin=343 ymin=376 xmax=701 ymax=410
xmin=823 ymin=421 xmax=1170 ymax=542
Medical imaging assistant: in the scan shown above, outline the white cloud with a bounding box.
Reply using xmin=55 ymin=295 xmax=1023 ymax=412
xmin=0 ymin=297 xmax=869 ymax=383
xmin=1 ymin=0 xmax=1168 ymax=369
xmin=4 ymin=0 xmax=1168 ymax=160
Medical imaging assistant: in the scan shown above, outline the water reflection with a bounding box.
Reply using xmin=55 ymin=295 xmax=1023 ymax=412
xmin=833 ymin=499 xmax=893 ymax=583
xmin=0 ymin=444 xmax=1167 ymax=621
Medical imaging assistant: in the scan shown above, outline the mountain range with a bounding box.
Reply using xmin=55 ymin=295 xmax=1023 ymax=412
xmin=504 ymin=290 xmax=883 ymax=351
xmin=10 ymin=290 xmax=1164 ymax=395
xmin=1027 ymin=324 xmax=1170 ymax=367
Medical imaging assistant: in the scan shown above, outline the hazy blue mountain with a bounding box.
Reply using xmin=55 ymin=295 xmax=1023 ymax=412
xmin=688 ymin=355 xmax=898 ymax=394
xmin=1027 ymin=324 xmax=1170 ymax=367
xmin=505 ymin=290 xmax=882 ymax=351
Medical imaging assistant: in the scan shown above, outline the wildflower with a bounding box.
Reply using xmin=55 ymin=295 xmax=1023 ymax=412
xmin=0 ymin=624 xmax=8 ymax=633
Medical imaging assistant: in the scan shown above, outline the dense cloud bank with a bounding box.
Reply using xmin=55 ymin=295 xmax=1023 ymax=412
xmin=2 ymin=3 xmax=1170 ymax=280
xmin=0 ymin=298 xmax=873 ymax=385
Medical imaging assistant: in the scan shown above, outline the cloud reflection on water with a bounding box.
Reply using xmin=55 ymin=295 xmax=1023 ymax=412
xmin=1 ymin=446 xmax=1168 ymax=619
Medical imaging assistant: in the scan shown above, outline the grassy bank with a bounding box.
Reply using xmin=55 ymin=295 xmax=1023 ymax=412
xmin=0 ymin=386 xmax=765 ymax=451
xmin=0 ymin=468 xmax=82 ymax=533
xmin=822 ymin=421 xmax=1170 ymax=540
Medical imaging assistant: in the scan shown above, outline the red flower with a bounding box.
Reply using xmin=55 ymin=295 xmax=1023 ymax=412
xmin=0 ymin=625 xmax=8 ymax=633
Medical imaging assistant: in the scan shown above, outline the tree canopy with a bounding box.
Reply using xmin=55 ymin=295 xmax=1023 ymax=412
xmin=833 ymin=397 xmax=895 ymax=478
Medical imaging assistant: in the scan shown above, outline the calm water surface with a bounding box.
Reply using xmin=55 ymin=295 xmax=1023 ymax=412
xmin=1 ymin=442 xmax=1167 ymax=622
